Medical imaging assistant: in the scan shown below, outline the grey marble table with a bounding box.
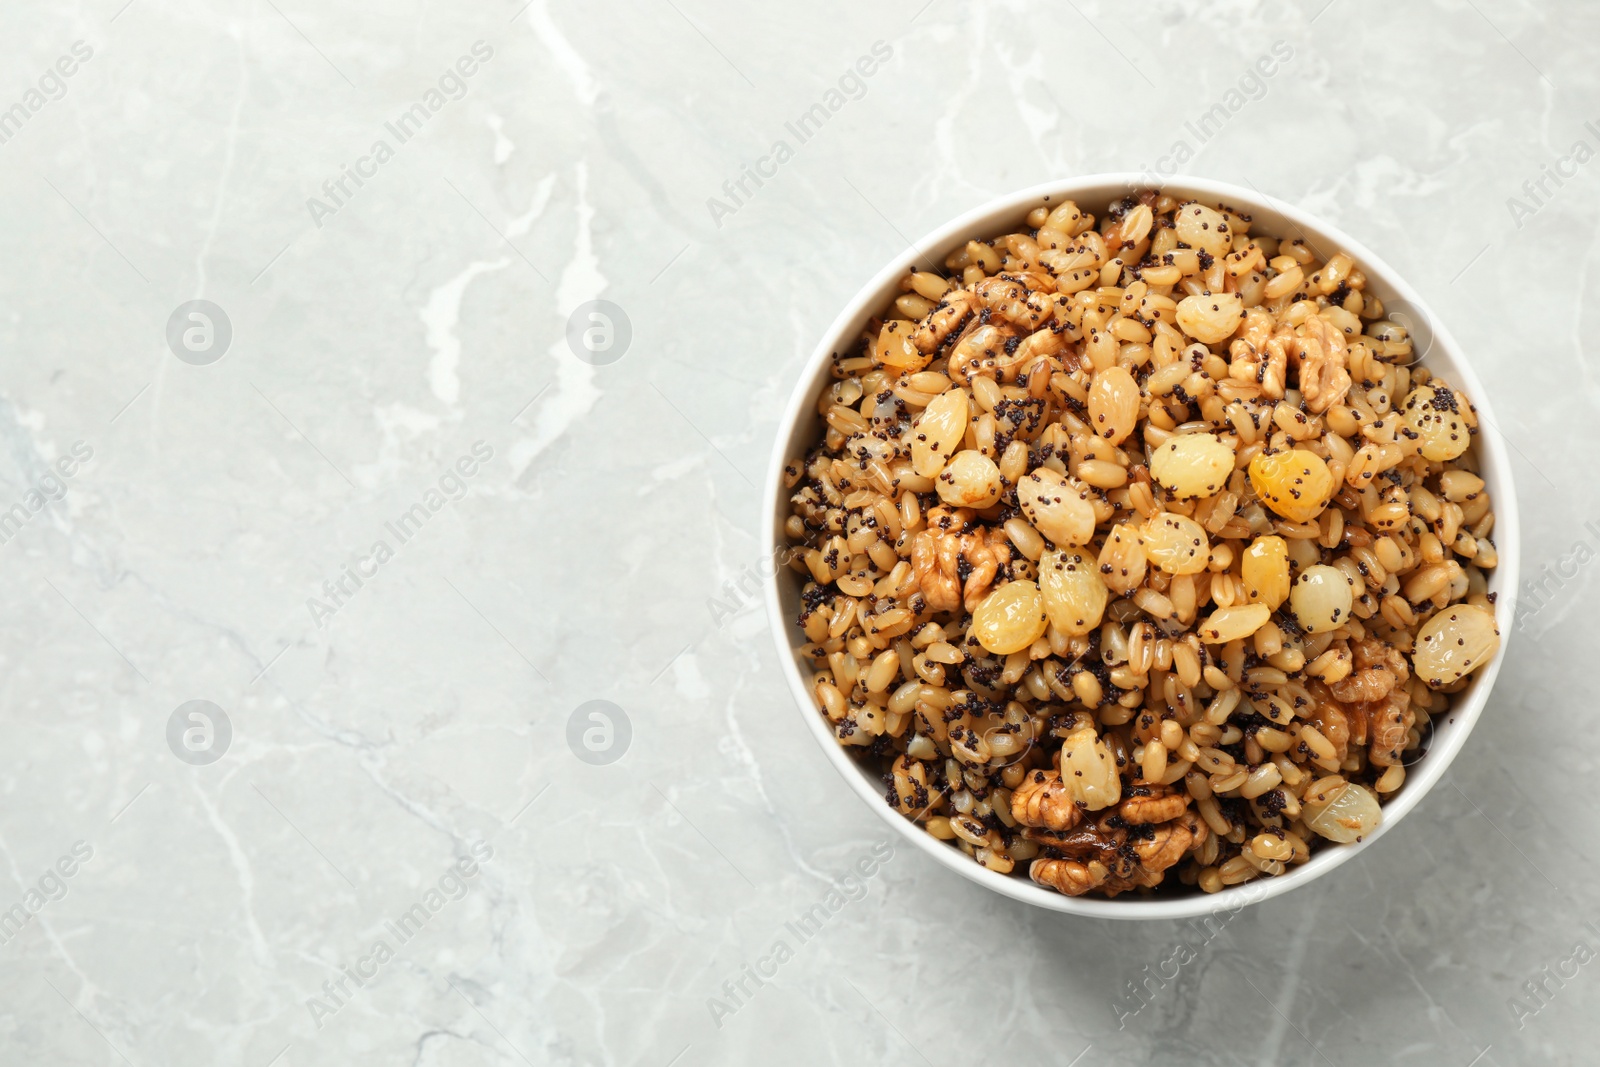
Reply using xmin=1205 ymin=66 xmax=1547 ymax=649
xmin=0 ymin=1 xmax=1594 ymax=1064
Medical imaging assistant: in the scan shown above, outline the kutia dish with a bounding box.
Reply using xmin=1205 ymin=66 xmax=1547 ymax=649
xmin=764 ymin=176 xmax=1519 ymax=918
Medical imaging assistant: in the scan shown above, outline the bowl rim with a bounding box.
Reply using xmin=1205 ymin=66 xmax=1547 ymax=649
xmin=762 ymin=173 xmax=1521 ymax=920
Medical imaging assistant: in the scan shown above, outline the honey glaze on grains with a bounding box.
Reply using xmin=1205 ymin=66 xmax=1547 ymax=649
xmin=782 ymin=190 xmax=1500 ymax=899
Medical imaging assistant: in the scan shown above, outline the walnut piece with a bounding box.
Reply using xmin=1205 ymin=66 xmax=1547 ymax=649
xmin=1227 ymin=310 xmax=1288 ymax=399
xmin=1030 ymin=857 xmax=1112 ymax=897
xmin=1010 ymin=769 xmax=1082 ymax=832
xmin=911 ymin=289 xmax=976 ymax=353
xmin=911 ymin=511 xmax=1011 ymax=615
xmin=1330 ymin=667 xmax=1397 ymax=704
xmin=974 ymin=274 xmax=1051 ymax=329
xmin=1023 ymin=791 xmax=1204 ymax=897
xmin=1119 ymin=782 xmax=1191 ymax=826
xmin=1134 ymin=815 xmax=1198 ymax=874
xmin=957 ymin=527 xmax=1003 ymax=612
xmin=1354 ymin=636 xmax=1410 ymax=683
xmin=948 ymin=323 xmax=1007 ymax=385
xmin=910 ymin=527 xmax=961 ymax=613
xmin=1285 ymin=316 xmax=1352 ymax=414
xmin=1365 ymin=689 xmax=1415 ymax=768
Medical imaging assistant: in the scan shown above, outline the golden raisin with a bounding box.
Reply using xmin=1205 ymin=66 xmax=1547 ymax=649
xmin=1248 ymin=448 xmax=1334 ymax=523
xmin=970 ymin=580 xmax=1048 ymax=655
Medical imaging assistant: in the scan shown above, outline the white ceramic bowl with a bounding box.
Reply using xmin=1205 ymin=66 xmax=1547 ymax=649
xmin=763 ymin=175 xmax=1520 ymax=920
